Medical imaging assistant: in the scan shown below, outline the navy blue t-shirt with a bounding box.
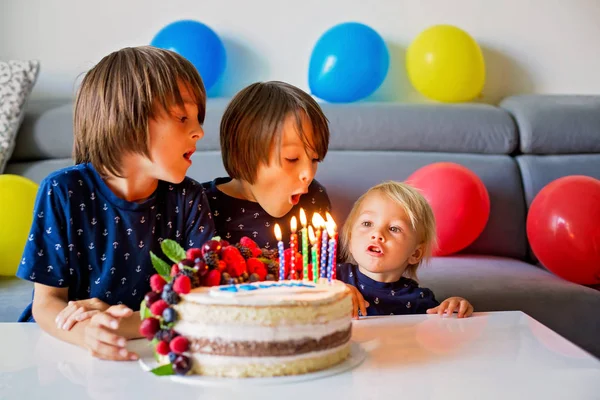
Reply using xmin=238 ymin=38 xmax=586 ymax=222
xmin=16 ymin=163 xmax=215 ymax=322
xmin=201 ymin=177 xmax=331 ymax=249
xmin=337 ymin=263 xmax=440 ymax=316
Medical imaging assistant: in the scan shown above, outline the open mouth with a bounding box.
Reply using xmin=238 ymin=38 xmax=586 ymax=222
xmin=183 ymin=149 xmax=195 ymax=162
xmin=367 ymin=244 xmax=384 ymax=256
xmin=290 ymin=190 xmax=308 ymax=206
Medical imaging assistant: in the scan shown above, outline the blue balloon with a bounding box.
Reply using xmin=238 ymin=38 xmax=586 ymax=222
xmin=151 ymin=20 xmax=226 ymax=91
xmin=309 ymin=22 xmax=389 ymax=103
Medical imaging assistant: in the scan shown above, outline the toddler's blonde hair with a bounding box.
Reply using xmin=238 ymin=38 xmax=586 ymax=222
xmin=340 ymin=181 xmax=437 ymax=279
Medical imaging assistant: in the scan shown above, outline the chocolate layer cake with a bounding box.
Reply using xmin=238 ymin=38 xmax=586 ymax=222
xmin=170 ymin=280 xmax=353 ymax=377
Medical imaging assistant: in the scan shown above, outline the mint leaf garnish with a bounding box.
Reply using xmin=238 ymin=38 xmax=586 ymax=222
xmin=150 ymin=363 xmax=174 ymax=376
xmin=212 ymin=236 xmax=221 ymax=242
xmin=150 ymin=251 xmax=171 ymax=279
xmin=140 ymin=300 xmax=152 ymax=320
xmin=150 ymin=338 xmax=160 ymax=362
xmin=161 ymin=239 xmax=186 ymax=264
xmin=257 ymin=257 xmax=275 ymax=266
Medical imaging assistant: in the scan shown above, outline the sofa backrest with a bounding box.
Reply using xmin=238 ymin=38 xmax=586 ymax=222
xmin=501 ymin=95 xmax=600 ymax=206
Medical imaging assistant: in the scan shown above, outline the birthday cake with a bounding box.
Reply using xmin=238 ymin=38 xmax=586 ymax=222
xmin=139 ymin=236 xmax=352 ymax=378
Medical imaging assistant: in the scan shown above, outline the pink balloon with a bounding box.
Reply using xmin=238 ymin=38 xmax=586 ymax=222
xmin=527 ymin=175 xmax=600 ymax=285
xmin=406 ymin=162 xmax=490 ymax=256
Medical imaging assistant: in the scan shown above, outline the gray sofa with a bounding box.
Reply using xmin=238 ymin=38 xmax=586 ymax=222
xmin=3 ymin=95 xmax=600 ymax=358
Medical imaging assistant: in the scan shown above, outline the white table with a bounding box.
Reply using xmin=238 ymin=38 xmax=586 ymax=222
xmin=1 ymin=311 xmax=599 ymax=400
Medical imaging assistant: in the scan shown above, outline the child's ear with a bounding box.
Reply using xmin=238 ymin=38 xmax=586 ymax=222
xmin=407 ymin=244 xmax=425 ymax=265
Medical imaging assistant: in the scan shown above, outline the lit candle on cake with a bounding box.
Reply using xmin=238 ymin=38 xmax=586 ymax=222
xmin=325 ymin=219 xmax=336 ymax=283
xmin=319 ymin=216 xmax=328 ymax=281
xmin=290 ymin=216 xmax=297 ymax=280
xmin=308 ymin=225 xmax=318 ymax=284
xmin=312 ymin=212 xmax=324 ymax=265
xmin=326 ymin=212 xmax=338 ymax=280
xmin=274 ymin=224 xmax=285 ymax=281
xmin=299 ymin=208 xmax=309 ymax=281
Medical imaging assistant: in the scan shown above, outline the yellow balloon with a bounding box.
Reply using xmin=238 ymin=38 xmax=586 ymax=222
xmin=406 ymin=25 xmax=485 ymax=102
xmin=0 ymin=175 xmax=39 ymax=276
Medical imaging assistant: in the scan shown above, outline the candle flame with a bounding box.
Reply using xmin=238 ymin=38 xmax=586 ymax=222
xmin=325 ymin=220 xmax=336 ymax=237
xmin=299 ymin=208 xmax=307 ymax=227
xmin=325 ymin=212 xmax=336 ymax=231
xmin=308 ymin=225 xmax=316 ymax=244
xmin=290 ymin=216 xmax=297 ymax=233
xmin=274 ymin=223 xmax=282 ymax=241
xmin=312 ymin=212 xmax=324 ymax=228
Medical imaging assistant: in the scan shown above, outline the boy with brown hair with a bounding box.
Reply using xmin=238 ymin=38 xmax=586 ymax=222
xmin=202 ymin=81 xmax=331 ymax=252
xmin=16 ymin=46 xmax=214 ymax=360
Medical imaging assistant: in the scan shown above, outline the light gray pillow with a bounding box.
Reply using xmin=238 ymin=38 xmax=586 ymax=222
xmin=0 ymin=60 xmax=40 ymax=173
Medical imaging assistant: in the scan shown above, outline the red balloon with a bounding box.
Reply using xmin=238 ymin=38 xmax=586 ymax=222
xmin=526 ymin=175 xmax=600 ymax=285
xmin=406 ymin=162 xmax=490 ymax=256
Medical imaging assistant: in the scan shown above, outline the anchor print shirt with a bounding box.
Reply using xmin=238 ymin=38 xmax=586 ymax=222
xmin=16 ymin=163 xmax=214 ymax=322
xmin=337 ymin=263 xmax=439 ymax=316
xmin=201 ymin=177 xmax=331 ymax=250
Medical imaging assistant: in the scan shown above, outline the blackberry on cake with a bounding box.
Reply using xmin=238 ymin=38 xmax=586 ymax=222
xmin=154 ymin=328 xmax=178 ymax=343
xmin=203 ymin=251 xmax=220 ymax=270
xmin=234 ymin=244 xmax=253 ymax=259
xmin=161 ymin=285 xmax=180 ymax=305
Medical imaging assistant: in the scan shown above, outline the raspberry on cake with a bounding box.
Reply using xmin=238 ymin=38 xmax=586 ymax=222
xmin=139 ymin=236 xmax=353 ymax=378
xmin=173 ymin=275 xmax=192 ymax=294
xmin=150 ymin=274 xmax=167 ymax=292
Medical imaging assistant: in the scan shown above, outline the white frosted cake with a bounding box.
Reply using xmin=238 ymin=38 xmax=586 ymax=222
xmin=170 ymin=280 xmax=353 ymax=377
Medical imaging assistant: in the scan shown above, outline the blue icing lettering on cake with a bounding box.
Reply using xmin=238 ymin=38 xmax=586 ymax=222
xmin=218 ymin=281 xmax=317 ymax=293
xmin=238 ymin=284 xmax=259 ymax=291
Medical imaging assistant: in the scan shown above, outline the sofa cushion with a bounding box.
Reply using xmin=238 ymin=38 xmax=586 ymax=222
xmin=418 ymin=255 xmax=600 ymax=358
xmin=0 ymin=60 xmax=39 ymax=172
xmin=516 ymin=154 xmax=600 ymax=206
xmin=314 ymin=151 xmax=527 ymax=260
xmin=322 ymin=102 xmax=518 ymax=154
xmin=9 ymin=98 xmax=231 ymax=161
xmin=10 ymin=101 xmax=75 ymax=161
xmin=501 ymin=95 xmax=600 ymax=154
xmin=4 ymin=158 xmax=75 ymax=183
xmin=515 ymin=154 xmax=600 ymax=263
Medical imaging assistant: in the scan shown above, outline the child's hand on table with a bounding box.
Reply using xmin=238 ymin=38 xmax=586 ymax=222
xmin=427 ymin=297 xmax=474 ymax=318
xmin=55 ymin=298 xmax=110 ymax=330
xmin=345 ymin=284 xmax=369 ymax=320
xmin=82 ymin=305 xmax=138 ymax=361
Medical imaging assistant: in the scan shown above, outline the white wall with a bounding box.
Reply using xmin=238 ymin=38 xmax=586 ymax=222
xmin=2 ymin=0 xmax=599 ymax=104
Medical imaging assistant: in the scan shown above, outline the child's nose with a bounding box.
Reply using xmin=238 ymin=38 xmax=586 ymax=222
xmin=299 ymin=163 xmax=315 ymax=183
xmin=191 ymin=125 xmax=204 ymax=141
xmin=371 ymin=232 xmax=385 ymax=242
